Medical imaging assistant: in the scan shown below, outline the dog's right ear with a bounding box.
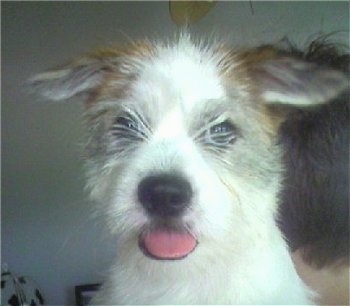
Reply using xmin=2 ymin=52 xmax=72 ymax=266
xmin=28 ymin=54 xmax=116 ymax=102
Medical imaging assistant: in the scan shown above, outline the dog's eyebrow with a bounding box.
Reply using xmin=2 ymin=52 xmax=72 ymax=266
xmin=190 ymin=99 xmax=232 ymax=122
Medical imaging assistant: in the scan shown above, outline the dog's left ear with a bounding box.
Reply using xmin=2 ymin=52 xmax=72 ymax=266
xmin=248 ymin=56 xmax=348 ymax=107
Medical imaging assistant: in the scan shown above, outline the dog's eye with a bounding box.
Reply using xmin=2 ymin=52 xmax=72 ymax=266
xmin=114 ymin=116 xmax=138 ymax=131
xmin=206 ymin=120 xmax=238 ymax=147
xmin=210 ymin=121 xmax=234 ymax=135
xmin=111 ymin=113 xmax=148 ymax=143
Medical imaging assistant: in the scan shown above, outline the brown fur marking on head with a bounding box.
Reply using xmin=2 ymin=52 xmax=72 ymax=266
xmin=84 ymin=41 xmax=157 ymax=108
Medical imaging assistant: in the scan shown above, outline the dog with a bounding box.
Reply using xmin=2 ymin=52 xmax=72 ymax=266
xmin=29 ymin=33 xmax=348 ymax=304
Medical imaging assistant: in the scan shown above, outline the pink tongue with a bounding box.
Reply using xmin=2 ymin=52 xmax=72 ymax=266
xmin=142 ymin=229 xmax=197 ymax=259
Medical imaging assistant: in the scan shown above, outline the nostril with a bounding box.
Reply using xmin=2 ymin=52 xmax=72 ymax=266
xmin=138 ymin=174 xmax=193 ymax=217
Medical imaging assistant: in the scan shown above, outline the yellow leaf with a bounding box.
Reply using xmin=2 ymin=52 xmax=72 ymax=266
xmin=169 ymin=1 xmax=217 ymax=25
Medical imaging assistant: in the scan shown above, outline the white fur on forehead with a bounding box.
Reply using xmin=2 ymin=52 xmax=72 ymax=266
xmin=126 ymin=37 xmax=235 ymax=112
xmin=125 ymin=35 xmax=237 ymax=81
xmin=157 ymin=34 xmax=230 ymax=65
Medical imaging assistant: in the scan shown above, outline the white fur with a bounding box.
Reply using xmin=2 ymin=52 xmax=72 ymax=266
xmin=86 ymin=38 xmax=313 ymax=305
xmin=30 ymin=33 xmax=349 ymax=304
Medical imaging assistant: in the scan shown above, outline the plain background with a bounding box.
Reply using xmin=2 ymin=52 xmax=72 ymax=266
xmin=2 ymin=1 xmax=349 ymax=305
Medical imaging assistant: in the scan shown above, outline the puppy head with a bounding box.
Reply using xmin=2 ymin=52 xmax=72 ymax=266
xmin=30 ymin=34 xmax=347 ymax=262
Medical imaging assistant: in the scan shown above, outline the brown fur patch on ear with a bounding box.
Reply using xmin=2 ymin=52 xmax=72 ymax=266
xmin=87 ymin=40 xmax=156 ymax=61
xmin=84 ymin=71 xmax=133 ymax=109
xmin=217 ymin=46 xmax=287 ymax=138
xmin=238 ymin=45 xmax=281 ymax=65
xmin=235 ymin=45 xmax=282 ymax=97
xmin=83 ymin=41 xmax=157 ymax=109
xmin=220 ymin=45 xmax=284 ymax=96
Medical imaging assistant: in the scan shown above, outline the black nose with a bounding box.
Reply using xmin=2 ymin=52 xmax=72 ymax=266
xmin=138 ymin=174 xmax=193 ymax=217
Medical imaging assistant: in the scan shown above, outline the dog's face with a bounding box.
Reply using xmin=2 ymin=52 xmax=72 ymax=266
xmin=83 ymin=38 xmax=284 ymax=262
xmin=30 ymin=35 xmax=347 ymax=264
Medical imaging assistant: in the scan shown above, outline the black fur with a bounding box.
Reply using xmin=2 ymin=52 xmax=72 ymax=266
xmin=277 ymin=37 xmax=349 ymax=268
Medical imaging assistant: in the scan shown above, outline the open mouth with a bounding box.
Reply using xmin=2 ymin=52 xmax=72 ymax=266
xmin=138 ymin=226 xmax=198 ymax=260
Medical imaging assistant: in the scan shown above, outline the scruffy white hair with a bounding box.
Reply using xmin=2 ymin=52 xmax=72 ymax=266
xmin=30 ymin=34 xmax=347 ymax=304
